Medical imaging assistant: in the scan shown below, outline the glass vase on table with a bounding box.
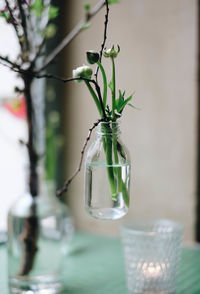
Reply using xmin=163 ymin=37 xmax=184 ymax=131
xmin=84 ymin=120 xmax=131 ymax=220
xmin=7 ymin=167 xmax=74 ymax=294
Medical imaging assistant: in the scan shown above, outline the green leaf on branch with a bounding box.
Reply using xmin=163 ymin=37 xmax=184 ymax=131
xmin=0 ymin=11 xmax=7 ymax=19
xmin=49 ymin=5 xmax=59 ymax=20
xmin=30 ymin=0 xmax=44 ymax=17
xmin=108 ymin=0 xmax=119 ymax=4
xmin=45 ymin=24 xmax=57 ymax=38
xmin=84 ymin=2 xmax=91 ymax=13
xmin=82 ymin=22 xmax=91 ymax=30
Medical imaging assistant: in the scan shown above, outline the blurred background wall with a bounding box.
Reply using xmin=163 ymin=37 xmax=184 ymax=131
xmin=62 ymin=0 xmax=198 ymax=241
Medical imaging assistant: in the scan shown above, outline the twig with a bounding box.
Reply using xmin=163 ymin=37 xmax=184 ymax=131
xmin=0 ymin=55 xmax=20 ymax=69
xmin=95 ymin=0 xmax=109 ymax=81
xmin=17 ymin=0 xmax=29 ymax=52
xmin=36 ymin=0 xmax=106 ymax=72
xmin=5 ymin=0 xmax=22 ymax=48
xmin=0 ymin=59 xmax=107 ymax=119
xmin=56 ymin=118 xmax=105 ymax=196
xmin=99 ymin=0 xmax=109 ymax=63
xmin=0 ymin=60 xmax=10 ymax=70
xmin=33 ymin=38 xmax=46 ymax=63
xmin=34 ymin=74 xmax=107 ymax=118
xmin=18 ymin=207 xmax=38 ymax=276
xmin=4 ymin=65 xmax=108 ymax=118
xmin=18 ymin=73 xmax=39 ymax=276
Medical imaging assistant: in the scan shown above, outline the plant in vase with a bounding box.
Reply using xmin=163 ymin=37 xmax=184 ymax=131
xmin=69 ymin=46 xmax=133 ymax=220
xmin=0 ymin=0 xmax=116 ymax=293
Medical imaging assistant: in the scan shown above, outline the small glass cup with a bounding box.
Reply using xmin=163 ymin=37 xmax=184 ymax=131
xmin=120 ymin=219 xmax=184 ymax=294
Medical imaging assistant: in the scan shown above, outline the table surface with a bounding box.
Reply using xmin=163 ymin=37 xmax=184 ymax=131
xmin=1 ymin=232 xmax=200 ymax=294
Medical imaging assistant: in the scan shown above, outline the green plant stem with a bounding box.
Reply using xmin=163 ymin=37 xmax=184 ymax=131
xmin=121 ymin=180 xmax=130 ymax=207
xmin=105 ymin=124 xmax=130 ymax=206
xmin=113 ymin=136 xmax=130 ymax=206
xmin=111 ymin=57 xmax=116 ymax=119
xmin=85 ymin=81 xmax=102 ymax=116
xmin=103 ymin=131 xmax=130 ymax=205
xmin=100 ymin=123 xmax=117 ymax=200
xmin=85 ymin=79 xmax=117 ymax=199
xmin=103 ymin=134 xmax=117 ymax=199
xmin=101 ymin=123 xmax=118 ymax=201
xmin=113 ymin=135 xmax=122 ymax=192
xmin=97 ymin=61 xmax=107 ymax=107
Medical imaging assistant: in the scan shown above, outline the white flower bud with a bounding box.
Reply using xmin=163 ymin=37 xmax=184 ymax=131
xmin=72 ymin=65 xmax=93 ymax=82
xmin=103 ymin=45 xmax=120 ymax=58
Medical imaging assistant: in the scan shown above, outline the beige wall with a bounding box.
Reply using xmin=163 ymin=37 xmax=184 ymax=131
xmin=63 ymin=0 xmax=198 ymax=241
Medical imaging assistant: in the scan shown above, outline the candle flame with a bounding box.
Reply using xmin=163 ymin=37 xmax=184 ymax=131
xmin=141 ymin=262 xmax=166 ymax=279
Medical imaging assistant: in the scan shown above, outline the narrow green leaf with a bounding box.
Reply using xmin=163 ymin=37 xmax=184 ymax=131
xmin=108 ymin=80 xmax=113 ymax=92
xmin=116 ymin=90 xmax=126 ymax=112
xmin=85 ymin=81 xmax=102 ymax=117
xmin=118 ymin=94 xmax=133 ymax=113
xmin=128 ymin=103 xmax=140 ymax=110
xmin=97 ymin=61 xmax=107 ymax=107
xmin=128 ymin=103 xmax=135 ymax=108
xmin=120 ymin=90 xmax=126 ymax=99
xmin=111 ymin=57 xmax=116 ymax=119
xmin=49 ymin=5 xmax=59 ymax=20
xmin=117 ymin=142 xmax=126 ymax=160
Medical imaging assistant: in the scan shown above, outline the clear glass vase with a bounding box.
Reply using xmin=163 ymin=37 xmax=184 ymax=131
xmin=7 ymin=180 xmax=74 ymax=294
xmin=84 ymin=121 xmax=131 ymax=220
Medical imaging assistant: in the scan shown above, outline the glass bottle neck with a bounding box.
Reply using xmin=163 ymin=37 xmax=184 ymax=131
xmin=96 ymin=121 xmax=121 ymax=137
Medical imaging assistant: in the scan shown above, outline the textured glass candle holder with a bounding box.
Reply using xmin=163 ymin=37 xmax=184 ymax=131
xmin=120 ymin=219 xmax=183 ymax=294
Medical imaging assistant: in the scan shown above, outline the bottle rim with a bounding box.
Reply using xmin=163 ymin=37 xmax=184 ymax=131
xmin=96 ymin=120 xmax=121 ymax=136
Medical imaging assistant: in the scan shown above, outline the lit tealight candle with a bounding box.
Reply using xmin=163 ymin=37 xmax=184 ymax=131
xmin=142 ymin=262 xmax=166 ymax=279
xmin=141 ymin=262 xmax=167 ymax=294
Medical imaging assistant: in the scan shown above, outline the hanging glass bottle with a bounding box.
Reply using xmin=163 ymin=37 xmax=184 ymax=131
xmin=84 ymin=121 xmax=131 ymax=220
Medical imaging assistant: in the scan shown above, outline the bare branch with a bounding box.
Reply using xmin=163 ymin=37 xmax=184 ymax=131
xmin=33 ymin=38 xmax=46 ymax=63
xmin=17 ymin=0 xmax=29 ymax=52
xmin=0 ymin=61 xmax=87 ymax=82
xmin=0 ymin=61 xmax=11 ymax=70
xmin=95 ymin=0 xmax=109 ymax=81
xmin=25 ymin=72 xmax=97 ymax=83
xmin=0 ymin=58 xmax=107 ymax=120
xmin=56 ymin=118 xmax=105 ymax=196
xmin=36 ymin=0 xmax=106 ymax=72
xmin=100 ymin=0 xmax=109 ymax=62
xmin=0 ymin=58 xmax=108 ymax=120
xmin=0 ymin=55 xmax=20 ymax=69
xmin=34 ymin=73 xmax=106 ymax=118
xmin=5 ymin=0 xmax=22 ymax=48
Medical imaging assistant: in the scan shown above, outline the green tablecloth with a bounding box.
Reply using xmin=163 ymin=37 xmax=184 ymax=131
xmin=1 ymin=232 xmax=200 ymax=293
